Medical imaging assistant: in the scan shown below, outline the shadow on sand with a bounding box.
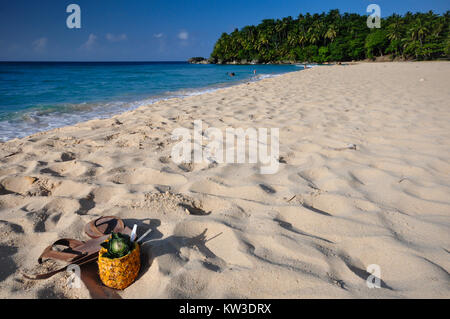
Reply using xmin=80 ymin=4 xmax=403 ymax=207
xmin=80 ymin=218 xmax=221 ymax=299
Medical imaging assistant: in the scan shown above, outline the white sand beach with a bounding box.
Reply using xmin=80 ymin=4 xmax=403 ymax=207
xmin=0 ymin=62 xmax=449 ymax=298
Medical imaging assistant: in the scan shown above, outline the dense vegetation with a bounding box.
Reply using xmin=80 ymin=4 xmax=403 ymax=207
xmin=209 ymin=10 xmax=450 ymax=63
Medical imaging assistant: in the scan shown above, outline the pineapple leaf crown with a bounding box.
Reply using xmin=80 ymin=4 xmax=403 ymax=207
xmin=100 ymin=232 xmax=134 ymax=259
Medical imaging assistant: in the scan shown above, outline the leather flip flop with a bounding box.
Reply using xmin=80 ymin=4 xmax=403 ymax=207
xmin=37 ymin=238 xmax=87 ymax=264
xmin=24 ymin=216 xmax=131 ymax=280
xmin=24 ymin=236 xmax=107 ymax=280
xmin=84 ymin=216 xmax=126 ymax=239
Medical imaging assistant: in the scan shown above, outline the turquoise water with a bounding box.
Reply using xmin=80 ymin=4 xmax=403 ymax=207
xmin=0 ymin=62 xmax=302 ymax=141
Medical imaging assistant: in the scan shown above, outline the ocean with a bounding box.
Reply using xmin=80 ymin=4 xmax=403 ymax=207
xmin=0 ymin=62 xmax=302 ymax=141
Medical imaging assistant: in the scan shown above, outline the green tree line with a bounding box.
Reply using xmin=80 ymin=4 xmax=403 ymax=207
xmin=209 ymin=10 xmax=450 ymax=63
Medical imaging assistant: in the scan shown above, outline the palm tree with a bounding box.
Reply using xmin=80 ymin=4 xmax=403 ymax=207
xmin=409 ymin=18 xmax=429 ymax=46
xmin=324 ymin=24 xmax=337 ymax=43
xmin=257 ymin=32 xmax=269 ymax=55
xmin=287 ymin=30 xmax=298 ymax=47
xmin=309 ymin=20 xmax=326 ymax=45
xmin=386 ymin=17 xmax=404 ymax=56
xmin=297 ymin=23 xmax=308 ymax=48
xmin=387 ymin=24 xmax=402 ymax=41
xmin=431 ymin=16 xmax=445 ymax=37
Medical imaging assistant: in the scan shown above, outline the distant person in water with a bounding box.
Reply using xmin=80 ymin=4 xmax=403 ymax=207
xmin=253 ymin=69 xmax=256 ymax=75
xmin=227 ymin=72 xmax=235 ymax=77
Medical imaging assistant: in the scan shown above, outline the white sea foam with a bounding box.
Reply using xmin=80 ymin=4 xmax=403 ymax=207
xmin=294 ymin=64 xmax=318 ymax=68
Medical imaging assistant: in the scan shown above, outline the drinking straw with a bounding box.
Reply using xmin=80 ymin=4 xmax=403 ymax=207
xmin=136 ymin=228 xmax=152 ymax=244
xmin=130 ymin=224 xmax=138 ymax=242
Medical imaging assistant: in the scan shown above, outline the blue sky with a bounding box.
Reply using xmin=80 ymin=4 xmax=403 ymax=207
xmin=0 ymin=0 xmax=448 ymax=61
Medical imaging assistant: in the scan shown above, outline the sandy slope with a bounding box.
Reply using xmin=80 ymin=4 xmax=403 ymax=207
xmin=0 ymin=62 xmax=449 ymax=298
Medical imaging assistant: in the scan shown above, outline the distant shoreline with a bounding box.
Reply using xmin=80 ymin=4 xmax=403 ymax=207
xmin=188 ymin=56 xmax=450 ymax=65
xmin=0 ymin=62 xmax=300 ymax=142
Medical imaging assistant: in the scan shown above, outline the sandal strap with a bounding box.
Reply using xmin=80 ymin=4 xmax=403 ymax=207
xmin=84 ymin=216 xmax=125 ymax=239
xmin=38 ymin=238 xmax=86 ymax=264
xmin=24 ymin=253 xmax=99 ymax=280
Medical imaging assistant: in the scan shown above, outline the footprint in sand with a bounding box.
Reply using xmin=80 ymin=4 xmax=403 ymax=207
xmin=59 ymin=152 xmax=76 ymax=162
xmin=109 ymin=168 xmax=187 ymax=186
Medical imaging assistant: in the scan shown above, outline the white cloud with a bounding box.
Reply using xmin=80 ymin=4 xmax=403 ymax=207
xmin=153 ymin=33 xmax=164 ymax=38
xmin=106 ymin=33 xmax=127 ymax=42
xmin=177 ymin=31 xmax=189 ymax=40
xmin=32 ymin=37 xmax=48 ymax=53
xmin=81 ymin=34 xmax=97 ymax=50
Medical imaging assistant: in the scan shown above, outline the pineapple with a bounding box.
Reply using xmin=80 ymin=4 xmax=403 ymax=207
xmin=98 ymin=233 xmax=140 ymax=290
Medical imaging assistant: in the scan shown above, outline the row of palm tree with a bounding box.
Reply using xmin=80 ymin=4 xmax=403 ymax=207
xmin=209 ymin=10 xmax=449 ymax=63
